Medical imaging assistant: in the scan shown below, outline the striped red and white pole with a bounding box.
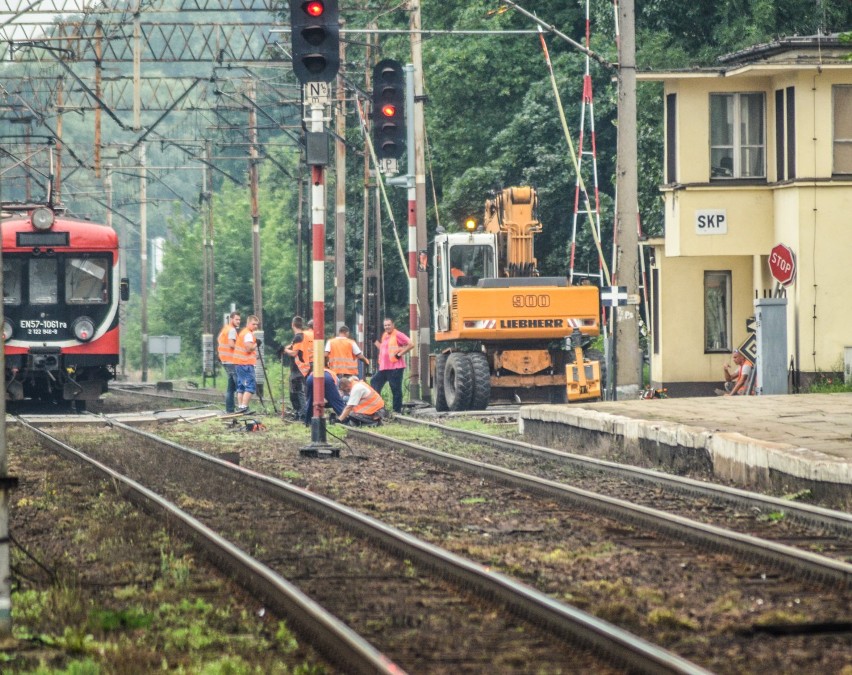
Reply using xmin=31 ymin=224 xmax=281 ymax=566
xmin=310 ymin=162 xmax=327 ymax=442
xmin=407 ymin=186 xmax=419 ymax=399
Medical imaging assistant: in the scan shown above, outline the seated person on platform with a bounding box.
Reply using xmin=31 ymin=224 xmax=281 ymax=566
xmin=722 ymin=349 xmax=753 ymax=396
xmin=336 ymin=376 xmax=386 ymax=426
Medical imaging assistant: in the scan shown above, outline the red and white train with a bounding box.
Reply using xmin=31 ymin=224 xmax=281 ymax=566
xmin=2 ymin=203 xmax=127 ymax=409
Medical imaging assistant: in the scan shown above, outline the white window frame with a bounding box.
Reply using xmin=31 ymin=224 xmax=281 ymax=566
xmin=710 ymin=92 xmax=766 ymax=179
xmin=704 ymin=271 xmax=732 ymax=354
xmin=833 ymin=85 xmax=852 ymax=175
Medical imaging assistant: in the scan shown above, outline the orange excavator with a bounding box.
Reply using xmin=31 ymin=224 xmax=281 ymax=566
xmin=430 ymin=186 xmax=601 ymax=411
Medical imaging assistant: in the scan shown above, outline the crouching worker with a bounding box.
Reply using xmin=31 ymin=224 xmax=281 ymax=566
xmin=336 ymin=376 xmax=386 ymax=426
xmin=304 ymin=368 xmax=346 ymax=426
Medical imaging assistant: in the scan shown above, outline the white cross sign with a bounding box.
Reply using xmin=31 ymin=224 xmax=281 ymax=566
xmin=601 ymin=286 xmax=629 ymax=307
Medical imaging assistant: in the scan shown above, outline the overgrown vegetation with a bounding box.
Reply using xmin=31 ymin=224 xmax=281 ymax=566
xmin=6 ymin=1 xmax=851 ymax=379
xmin=6 ymin=432 xmax=327 ymax=674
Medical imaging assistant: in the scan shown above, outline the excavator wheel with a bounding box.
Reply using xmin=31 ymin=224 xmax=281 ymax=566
xmin=444 ymin=352 xmax=474 ymax=411
xmin=468 ymin=352 xmax=491 ymax=410
xmin=433 ymin=352 xmax=449 ymax=412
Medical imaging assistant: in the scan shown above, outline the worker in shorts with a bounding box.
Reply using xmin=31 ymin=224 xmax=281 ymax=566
xmin=234 ymin=315 xmax=260 ymax=413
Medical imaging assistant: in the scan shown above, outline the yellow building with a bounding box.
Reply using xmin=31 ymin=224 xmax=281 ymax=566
xmin=639 ymin=35 xmax=852 ymax=396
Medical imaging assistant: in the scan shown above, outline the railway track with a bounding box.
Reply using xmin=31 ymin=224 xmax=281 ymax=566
xmin=391 ymin=414 xmax=852 ymax=551
xmin=349 ymin=420 xmax=852 ymax=588
xmin=16 ymin=414 xmax=709 ymax=675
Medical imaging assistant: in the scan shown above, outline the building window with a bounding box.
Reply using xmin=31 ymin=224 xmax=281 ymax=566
xmin=775 ymin=87 xmax=796 ymax=181
xmin=834 ymin=85 xmax=852 ymax=174
xmin=665 ymin=94 xmax=677 ymax=183
xmin=704 ymin=271 xmax=731 ymax=353
xmin=710 ymin=93 xmax=765 ymax=179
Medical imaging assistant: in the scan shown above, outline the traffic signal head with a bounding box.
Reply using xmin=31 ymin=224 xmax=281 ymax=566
xmin=372 ymin=59 xmax=406 ymax=160
xmin=289 ymin=0 xmax=340 ymax=84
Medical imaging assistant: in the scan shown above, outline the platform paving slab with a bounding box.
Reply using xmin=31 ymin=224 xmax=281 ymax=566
xmin=519 ymin=393 xmax=852 ymax=505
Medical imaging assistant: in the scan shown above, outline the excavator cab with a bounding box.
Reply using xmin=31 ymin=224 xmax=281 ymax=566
xmin=433 ymin=232 xmax=498 ymax=333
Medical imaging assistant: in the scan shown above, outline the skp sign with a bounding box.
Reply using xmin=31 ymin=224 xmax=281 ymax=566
xmin=695 ymin=209 xmax=727 ymax=235
xmin=769 ymin=243 xmax=796 ymax=286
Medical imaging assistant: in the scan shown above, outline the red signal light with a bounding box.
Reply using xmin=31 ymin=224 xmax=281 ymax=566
xmin=304 ymin=1 xmax=324 ymax=16
xmin=381 ymin=104 xmax=396 ymax=117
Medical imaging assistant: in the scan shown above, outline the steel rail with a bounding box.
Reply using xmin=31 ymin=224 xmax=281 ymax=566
xmin=348 ymin=427 xmax=852 ymax=589
xmin=110 ymin=384 xmax=222 ymax=403
xmin=396 ymin=414 xmax=852 ymax=536
xmin=83 ymin=415 xmax=711 ymax=675
xmin=16 ymin=417 xmax=402 ymax=675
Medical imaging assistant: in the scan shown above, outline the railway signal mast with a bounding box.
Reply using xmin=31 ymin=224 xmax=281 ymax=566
xmin=373 ymin=59 xmax=422 ymax=401
xmin=290 ymin=0 xmax=339 ymax=455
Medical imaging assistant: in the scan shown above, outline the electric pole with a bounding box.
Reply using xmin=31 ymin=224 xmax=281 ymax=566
xmin=614 ymin=0 xmax=641 ymax=397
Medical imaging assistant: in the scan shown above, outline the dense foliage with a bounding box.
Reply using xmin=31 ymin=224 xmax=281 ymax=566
xmin=149 ymin=0 xmax=852 ymax=374
xmin=9 ymin=0 xmax=847 ymax=375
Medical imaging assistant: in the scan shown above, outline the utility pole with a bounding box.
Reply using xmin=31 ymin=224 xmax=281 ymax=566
xmin=614 ymin=0 xmax=641 ymax=397
xmin=410 ymin=0 xmax=431 ymax=402
xmin=204 ymin=140 xmax=216 ymax=338
xmin=140 ymin=144 xmax=149 ymax=382
xmin=296 ymin=174 xmax=305 ymax=317
xmin=0 ymin=166 xmax=17 ymax=638
xmin=334 ymin=29 xmax=347 ymax=332
xmin=247 ymin=78 xmax=263 ymax=326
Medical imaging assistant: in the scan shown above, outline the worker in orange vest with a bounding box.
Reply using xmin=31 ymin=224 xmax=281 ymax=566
xmin=283 ymin=315 xmax=313 ymax=417
xmin=337 ymin=376 xmax=386 ymax=426
xmin=217 ymin=311 xmax=240 ymax=413
xmin=325 ymin=325 xmax=370 ymax=378
xmin=233 ymin=315 xmax=260 ymax=413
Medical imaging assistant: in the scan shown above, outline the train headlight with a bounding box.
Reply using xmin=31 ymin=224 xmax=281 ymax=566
xmin=72 ymin=317 xmax=95 ymax=342
xmin=31 ymin=207 xmax=55 ymax=231
xmin=2 ymin=320 xmax=12 ymax=341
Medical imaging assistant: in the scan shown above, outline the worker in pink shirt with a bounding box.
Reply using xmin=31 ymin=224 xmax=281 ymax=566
xmin=371 ymin=317 xmax=413 ymax=414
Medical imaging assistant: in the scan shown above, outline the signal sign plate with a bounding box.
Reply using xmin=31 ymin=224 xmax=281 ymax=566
xmin=378 ymin=157 xmax=398 ymax=176
xmin=303 ymin=82 xmax=331 ymax=107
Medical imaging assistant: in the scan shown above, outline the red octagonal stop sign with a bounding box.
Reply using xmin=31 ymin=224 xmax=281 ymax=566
xmin=769 ymin=243 xmax=796 ymax=286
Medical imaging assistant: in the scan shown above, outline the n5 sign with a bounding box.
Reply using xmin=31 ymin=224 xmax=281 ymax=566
xmin=695 ymin=209 xmax=727 ymax=235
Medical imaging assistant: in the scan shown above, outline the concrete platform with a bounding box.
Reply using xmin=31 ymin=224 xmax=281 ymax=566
xmin=519 ymin=393 xmax=852 ymax=507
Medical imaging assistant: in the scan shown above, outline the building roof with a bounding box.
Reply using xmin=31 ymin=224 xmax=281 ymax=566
xmin=717 ymin=33 xmax=850 ymax=65
xmin=637 ymin=33 xmax=852 ymax=81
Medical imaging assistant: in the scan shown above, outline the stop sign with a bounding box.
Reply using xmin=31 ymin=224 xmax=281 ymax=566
xmin=769 ymin=243 xmax=796 ymax=286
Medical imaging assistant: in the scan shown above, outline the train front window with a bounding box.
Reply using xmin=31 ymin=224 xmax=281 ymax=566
xmin=66 ymin=257 xmax=108 ymax=304
xmin=29 ymin=258 xmax=58 ymax=304
xmin=3 ymin=259 xmax=22 ymax=306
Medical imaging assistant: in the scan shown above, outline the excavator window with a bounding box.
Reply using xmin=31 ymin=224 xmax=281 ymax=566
xmin=449 ymin=244 xmax=494 ymax=287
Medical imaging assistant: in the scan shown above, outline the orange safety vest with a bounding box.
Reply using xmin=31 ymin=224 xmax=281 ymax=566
xmin=217 ymin=325 xmax=234 ymax=364
xmin=327 ymin=336 xmax=359 ymax=376
xmin=386 ymin=330 xmax=403 ymax=360
xmin=351 ymin=381 xmax=385 ymax=416
xmin=233 ymin=327 xmax=257 ymax=366
xmin=295 ymin=329 xmax=314 ymax=377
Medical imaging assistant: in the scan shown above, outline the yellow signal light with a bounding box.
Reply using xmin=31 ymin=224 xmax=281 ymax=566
xmin=464 ymin=217 xmax=477 ymax=231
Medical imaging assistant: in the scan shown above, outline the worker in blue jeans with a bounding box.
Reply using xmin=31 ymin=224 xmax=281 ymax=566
xmin=303 ymin=368 xmax=346 ymax=425
xmin=371 ymin=318 xmax=413 ymax=413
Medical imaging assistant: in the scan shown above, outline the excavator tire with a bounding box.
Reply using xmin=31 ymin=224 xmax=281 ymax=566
xmin=444 ymin=352 xmax=474 ymax=411
xmin=468 ymin=352 xmax=491 ymax=410
xmin=433 ymin=352 xmax=449 ymax=412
